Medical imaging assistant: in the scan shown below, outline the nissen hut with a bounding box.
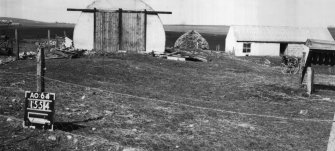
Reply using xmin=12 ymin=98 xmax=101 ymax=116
xmin=69 ymin=0 xmax=171 ymax=54
xmin=225 ymin=26 xmax=334 ymax=57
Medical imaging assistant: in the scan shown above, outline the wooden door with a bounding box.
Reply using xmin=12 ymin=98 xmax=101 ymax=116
xmin=95 ymin=11 xmax=145 ymax=53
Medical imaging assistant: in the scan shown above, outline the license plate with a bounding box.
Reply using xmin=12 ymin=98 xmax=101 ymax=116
xmin=28 ymin=99 xmax=52 ymax=112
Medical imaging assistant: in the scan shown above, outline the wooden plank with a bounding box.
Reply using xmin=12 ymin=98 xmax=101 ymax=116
xmin=327 ymin=113 xmax=335 ymax=151
xmin=306 ymin=67 xmax=314 ymax=94
xmin=36 ymin=47 xmax=45 ymax=92
xmin=100 ymin=12 xmax=103 ymax=52
xmin=330 ymin=52 xmax=334 ymax=65
xmin=67 ymin=8 xmax=97 ymax=12
xmin=121 ymin=12 xmax=145 ymax=52
xmin=105 ymin=12 xmax=110 ymax=52
xmin=15 ymin=28 xmax=19 ymax=60
xmin=301 ymin=52 xmax=313 ymax=84
xmin=102 ymin=12 xmax=106 ymax=53
xmin=144 ymin=9 xmax=147 ymax=52
xmin=118 ymin=9 xmax=123 ymax=50
xmin=93 ymin=8 xmax=97 ymax=50
xmin=67 ymin=8 xmax=172 ymax=14
xmin=95 ymin=12 xmax=99 ymax=51
xmin=48 ymin=29 xmax=50 ymax=47
xmin=105 ymin=12 xmax=119 ymax=52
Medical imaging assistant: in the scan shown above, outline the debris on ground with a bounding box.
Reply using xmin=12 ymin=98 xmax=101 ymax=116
xmin=6 ymin=117 xmax=13 ymax=122
xmin=67 ymin=135 xmax=73 ymax=140
xmin=19 ymin=51 xmax=36 ymax=60
xmin=48 ymin=135 xmax=57 ymax=141
xmin=299 ymin=110 xmax=308 ymax=115
xmin=153 ymin=50 xmax=210 ymax=62
xmin=0 ymin=56 xmax=16 ymax=65
xmin=264 ymin=59 xmax=271 ymax=66
xmin=17 ymin=37 xmax=86 ymax=60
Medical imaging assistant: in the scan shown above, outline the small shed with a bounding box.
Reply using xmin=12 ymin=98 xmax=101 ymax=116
xmin=301 ymin=39 xmax=335 ymax=93
xmin=225 ymin=26 xmax=334 ymax=57
xmin=69 ymin=0 xmax=171 ymax=54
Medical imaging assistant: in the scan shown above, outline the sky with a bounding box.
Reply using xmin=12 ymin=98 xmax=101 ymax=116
xmin=1 ymin=0 xmax=335 ymax=27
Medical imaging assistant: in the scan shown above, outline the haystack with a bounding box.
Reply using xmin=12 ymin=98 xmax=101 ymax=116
xmin=174 ymin=30 xmax=209 ymax=51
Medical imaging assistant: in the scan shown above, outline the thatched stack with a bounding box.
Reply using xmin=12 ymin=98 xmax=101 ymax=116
xmin=174 ymin=30 xmax=209 ymax=51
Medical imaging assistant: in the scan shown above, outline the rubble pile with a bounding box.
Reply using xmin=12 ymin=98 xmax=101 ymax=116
xmin=0 ymin=56 xmax=15 ymax=65
xmin=174 ymin=30 xmax=209 ymax=51
xmin=18 ymin=37 xmax=86 ymax=60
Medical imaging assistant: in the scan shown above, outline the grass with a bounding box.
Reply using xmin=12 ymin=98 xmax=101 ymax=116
xmin=1 ymin=53 xmax=335 ymax=150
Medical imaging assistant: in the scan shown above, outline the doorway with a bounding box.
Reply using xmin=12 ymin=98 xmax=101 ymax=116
xmin=280 ymin=43 xmax=288 ymax=56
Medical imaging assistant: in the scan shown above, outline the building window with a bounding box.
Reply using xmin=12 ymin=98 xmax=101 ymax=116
xmin=243 ymin=43 xmax=251 ymax=53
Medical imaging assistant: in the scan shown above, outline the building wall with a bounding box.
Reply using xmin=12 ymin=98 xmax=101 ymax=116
xmin=233 ymin=42 xmax=280 ymax=56
xmin=146 ymin=15 xmax=165 ymax=54
xmin=225 ymin=27 xmax=237 ymax=55
xmin=73 ymin=12 xmax=165 ymax=54
xmin=226 ymin=28 xmax=280 ymax=56
xmin=284 ymin=44 xmax=309 ymax=57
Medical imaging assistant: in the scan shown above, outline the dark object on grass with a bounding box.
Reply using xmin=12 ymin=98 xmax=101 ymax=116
xmin=174 ymin=30 xmax=209 ymax=51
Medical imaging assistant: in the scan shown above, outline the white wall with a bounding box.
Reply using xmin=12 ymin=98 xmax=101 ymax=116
xmin=250 ymin=43 xmax=280 ymax=56
xmin=233 ymin=42 xmax=280 ymax=56
xmin=285 ymin=44 xmax=309 ymax=57
xmin=146 ymin=15 xmax=165 ymax=54
xmin=225 ymin=27 xmax=239 ymax=55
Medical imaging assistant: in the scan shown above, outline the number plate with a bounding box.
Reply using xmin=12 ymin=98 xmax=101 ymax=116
xmin=24 ymin=91 xmax=55 ymax=130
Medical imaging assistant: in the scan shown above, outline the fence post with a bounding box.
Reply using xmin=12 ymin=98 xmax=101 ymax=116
xmin=15 ymin=28 xmax=19 ymax=60
xmin=118 ymin=8 xmax=123 ymax=50
xmin=306 ymin=66 xmax=314 ymax=95
xmin=327 ymin=113 xmax=335 ymax=151
xmin=48 ymin=29 xmax=51 ymax=47
xmin=37 ymin=47 xmax=45 ymax=92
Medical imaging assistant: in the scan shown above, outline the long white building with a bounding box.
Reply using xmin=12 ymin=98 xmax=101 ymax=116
xmin=225 ymin=26 xmax=335 ymax=57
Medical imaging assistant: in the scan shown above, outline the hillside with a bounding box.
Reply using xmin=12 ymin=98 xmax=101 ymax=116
xmin=1 ymin=53 xmax=335 ymax=150
xmin=0 ymin=17 xmax=75 ymax=28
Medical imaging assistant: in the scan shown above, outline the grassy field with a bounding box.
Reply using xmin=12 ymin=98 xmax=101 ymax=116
xmin=1 ymin=53 xmax=335 ymax=150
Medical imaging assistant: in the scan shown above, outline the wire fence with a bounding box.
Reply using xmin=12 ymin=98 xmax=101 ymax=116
xmin=0 ymin=70 xmax=333 ymax=124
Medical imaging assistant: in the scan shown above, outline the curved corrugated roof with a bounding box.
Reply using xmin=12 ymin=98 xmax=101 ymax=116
xmin=231 ymin=26 xmax=334 ymax=43
xmin=87 ymin=0 xmax=154 ymax=11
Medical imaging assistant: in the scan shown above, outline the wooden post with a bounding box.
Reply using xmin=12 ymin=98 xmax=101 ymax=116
xmin=118 ymin=8 xmax=123 ymax=50
xmin=48 ymin=29 xmax=50 ymax=47
xmin=15 ymin=28 xmax=19 ymax=60
xmin=37 ymin=47 xmax=45 ymax=92
xmin=302 ymin=52 xmax=306 ymax=65
xmin=93 ymin=7 xmax=97 ymax=50
xmin=327 ymin=113 xmax=335 ymax=151
xmin=144 ymin=9 xmax=147 ymax=52
xmin=306 ymin=66 xmax=314 ymax=95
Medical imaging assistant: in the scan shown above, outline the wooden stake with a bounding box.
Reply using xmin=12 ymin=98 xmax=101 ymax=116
xmin=327 ymin=113 xmax=335 ymax=151
xmin=144 ymin=9 xmax=147 ymax=52
xmin=37 ymin=47 xmax=45 ymax=92
xmin=93 ymin=7 xmax=97 ymax=51
xmin=306 ymin=66 xmax=314 ymax=95
xmin=15 ymin=28 xmax=19 ymax=60
xmin=118 ymin=8 xmax=123 ymax=50
xmin=48 ymin=29 xmax=51 ymax=47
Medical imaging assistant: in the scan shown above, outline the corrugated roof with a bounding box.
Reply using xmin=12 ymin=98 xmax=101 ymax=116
xmin=87 ymin=0 xmax=154 ymax=11
xmin=306 ymin=39 xmax=335 ymax=50
xmin=231 ymin=26 xmax=334 ymax=43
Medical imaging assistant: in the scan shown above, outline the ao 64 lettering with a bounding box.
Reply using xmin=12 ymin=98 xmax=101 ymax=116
xmin=29 ymin=92 xmax=51 ymax=100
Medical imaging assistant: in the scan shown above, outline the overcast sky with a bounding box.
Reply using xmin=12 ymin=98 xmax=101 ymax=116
xmin=1 ymin=0 xmax=335 ymax=27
